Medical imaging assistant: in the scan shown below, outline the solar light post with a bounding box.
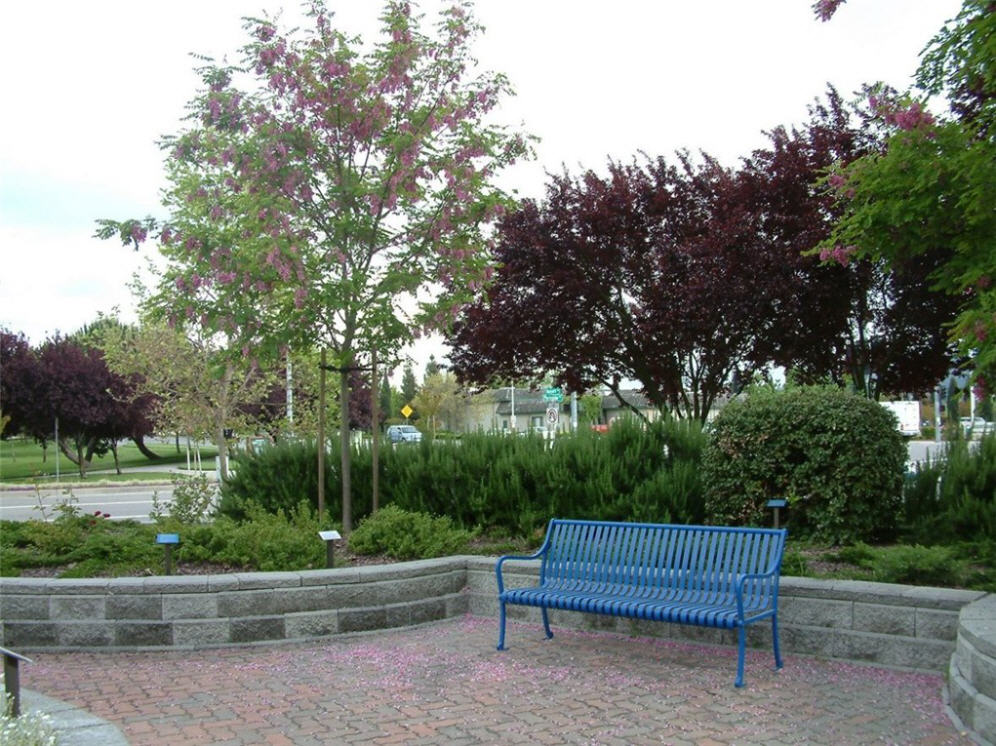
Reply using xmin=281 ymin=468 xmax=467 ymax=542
xmin=156 ymin=533 xmax=180 ymax=575
xmin=319 ymin=530 xmax=342 ymax=569
xmin=766 ymin=499 xmax=787 ymax=529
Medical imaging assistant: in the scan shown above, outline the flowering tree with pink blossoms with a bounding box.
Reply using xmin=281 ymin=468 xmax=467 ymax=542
xmin=98 ymin=1 xmax=531 ymax=530
xmin=815 ymin=0 xmax=996 ymax=392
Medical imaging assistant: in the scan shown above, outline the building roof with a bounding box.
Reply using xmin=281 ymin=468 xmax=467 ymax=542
xmin=602 ymin=390 xmax=653 ymax=410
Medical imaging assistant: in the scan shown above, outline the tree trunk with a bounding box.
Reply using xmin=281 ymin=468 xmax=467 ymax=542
xmin=111 ymin=441 xmax=121 ymax=474
xmin=215 ymin=425 xmax=228 ymax=480
xmin=58 ymin=437 xmax=81 ymax=465
xmin=317 ymin=349 xmax=327 ymax=521
xmin=214 ymin=363 xmax=234 ymax=481
xmin=84 ymin=435 xmax=100 ymax=463
xmin=132 ymin=436 xmax=161 ymax=460
xmin=371 ymin=351 xmax=379 ymax=513
xmin=340 ymin=365 xmax=352 ymax=534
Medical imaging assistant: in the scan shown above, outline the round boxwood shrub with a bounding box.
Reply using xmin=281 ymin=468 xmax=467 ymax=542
xmin=702 ymin=386 xmax=906 ymax=544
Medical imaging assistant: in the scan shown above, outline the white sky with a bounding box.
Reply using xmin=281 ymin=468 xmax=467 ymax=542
xmin=0 ymin=0 xmax=962 ymax=376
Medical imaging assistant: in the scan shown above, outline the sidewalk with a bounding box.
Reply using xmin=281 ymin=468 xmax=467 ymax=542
xmin=19 ymin=615 xmax=975 ymax=745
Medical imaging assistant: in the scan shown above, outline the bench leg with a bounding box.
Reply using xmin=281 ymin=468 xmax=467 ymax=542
xmin=497 ymin=601 xmax=507 ymax=651
xmin=541 ymin=607 xmax=553 ymax=640
xmin=772 ymin=616 xmax=783 ymax=671
xmin=735 ymin=626 xmax=747 ymax=688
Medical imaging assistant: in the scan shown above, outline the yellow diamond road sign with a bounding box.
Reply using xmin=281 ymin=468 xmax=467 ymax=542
xmin=401 ymin=404 xmax=413 ymax=419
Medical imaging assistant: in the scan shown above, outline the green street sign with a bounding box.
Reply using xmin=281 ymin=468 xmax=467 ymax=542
xmin=543 ymin=387 xmax=564 ymax=402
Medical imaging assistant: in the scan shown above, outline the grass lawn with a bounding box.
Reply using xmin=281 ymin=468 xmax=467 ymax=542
xmin=0 ymin=437 xmax=218 ymax=483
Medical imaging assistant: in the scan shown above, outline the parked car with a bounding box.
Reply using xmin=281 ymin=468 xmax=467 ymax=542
xmin=387 ymin=424 xmax=423 ymax=443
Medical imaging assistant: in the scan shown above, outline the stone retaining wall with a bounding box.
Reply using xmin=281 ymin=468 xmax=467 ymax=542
xmin=0 ymin=558 xmax=468 ymax=650
xmin=467 ymin=557 xmax=985 ymax=672
xmin=949 ymin=594 xmax=996 ymax=745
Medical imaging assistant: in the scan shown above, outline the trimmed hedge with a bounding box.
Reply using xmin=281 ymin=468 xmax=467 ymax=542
xmin=702 ymin=386 xmax=906 ymax=544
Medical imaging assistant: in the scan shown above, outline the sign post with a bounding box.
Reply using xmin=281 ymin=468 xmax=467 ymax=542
xmin=544 ymin=388 xmax=564 ymax=435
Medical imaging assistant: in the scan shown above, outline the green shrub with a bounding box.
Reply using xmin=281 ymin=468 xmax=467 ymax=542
xmin=178 ymin=501 xmax=326 ymax=571
xmin=869 ymin=544 xmax=966 ymax=587
xmin=780 ymin=547 xmax=809 ymax=577
xmin=2 ymin=513 xmax=160 ymax=577
xmin=702 ymin=386 xmax=906 ymax=543
xmin=151 ymin=473 xmax=217 ymax=526
xmin=832 ymin=542 xmax=877 ymax=566
xmin=219 ymin=440 xmax=337 ymax=521
xmin=348 ymin=505 xmax=475 ymax=560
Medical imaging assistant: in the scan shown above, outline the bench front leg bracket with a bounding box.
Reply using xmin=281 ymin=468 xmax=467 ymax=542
xmin=541 ymin=607 xmax=553 ymax=640
xmin=735 ymin=626 xmax=747 ymax=688
xmin=497 ymin=601 xmax=508 ymax=651
xmin=772 ymin=616 xmax=783 ymax=671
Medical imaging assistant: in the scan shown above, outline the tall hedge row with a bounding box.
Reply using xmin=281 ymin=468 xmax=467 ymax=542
xmin=220 ymin=386 xmax=995 ymax=546
xmin=220 ymin=419 xmax=707 ymax=535
xmin=902 ymin=434 xmax=996 ymax=543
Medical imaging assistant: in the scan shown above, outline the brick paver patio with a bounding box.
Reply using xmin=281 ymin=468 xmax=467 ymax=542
xmin=22 ymin=616 xmax=973 ymax=745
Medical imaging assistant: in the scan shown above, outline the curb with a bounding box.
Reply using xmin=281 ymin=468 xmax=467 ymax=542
xmin=20 ymin=689 xmax=129 ymax=746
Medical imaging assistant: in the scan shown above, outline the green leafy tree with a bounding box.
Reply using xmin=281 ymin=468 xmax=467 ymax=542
xmin=99 ymin=320 xmax=276 ymax=477
xmin=412 ymin=370 xmax=462 ymax=433
xmin=98 ymin=1 xmax=531 ymax=530
xmin=424 ymin=353 xmax=442 ymax=378
xmin=400 ymin=363 xmax=419 ymax=407
xmin=817 ymin=1 xmax=996 ymax=391
xmin=378 ymin=369 xmax=393 ymax=426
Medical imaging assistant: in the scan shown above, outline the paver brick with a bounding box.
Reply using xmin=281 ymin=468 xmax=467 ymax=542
xmin=21 ymin=615 xmax=972 ymax=746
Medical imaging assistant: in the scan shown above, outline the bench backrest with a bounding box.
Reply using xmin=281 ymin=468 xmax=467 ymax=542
xmin=540 ymin=519 xmax=786 ymax=601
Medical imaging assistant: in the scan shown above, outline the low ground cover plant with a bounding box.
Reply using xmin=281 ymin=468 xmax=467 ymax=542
xmin=0 ymin=692 xmax=57 ymax=746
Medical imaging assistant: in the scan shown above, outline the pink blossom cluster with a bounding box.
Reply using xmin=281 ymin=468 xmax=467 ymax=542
xmin=972 ymin=373 xmax=989 ymax=398
xmin=129 ymin=223 xmax=147 ymax=244
xmin=818 ymin=243 xmax=857 ymax=266
xmin=869 ymin=95 xmax=935 ymax=132
xmin=826 ymin=171 xmax=854 ymax=199
xmin=813 ymin=0 xmax=845 ymax=21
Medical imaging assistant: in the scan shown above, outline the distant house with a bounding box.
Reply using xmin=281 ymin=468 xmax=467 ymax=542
xmin=460 ymin=387 xmax=659 ymax=434
xmin=600 ymin=390 xmax=658 ymax=425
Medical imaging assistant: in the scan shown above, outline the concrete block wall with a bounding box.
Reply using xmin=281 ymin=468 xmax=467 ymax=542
xmin=0 ymin=557 xmax=469 ymax=651
xmin=469 ymin=557 xmax=985 ymax=673
xmin=949 ymin=594 xmax=996 ymax=745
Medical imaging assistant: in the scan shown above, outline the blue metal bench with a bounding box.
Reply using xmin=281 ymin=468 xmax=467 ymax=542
xmin=495 ymin=519 xmax=788 ymax=687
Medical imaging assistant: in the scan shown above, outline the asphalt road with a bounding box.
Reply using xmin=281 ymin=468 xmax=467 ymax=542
xmin=0 ymin=483 xmax=176 ymax=523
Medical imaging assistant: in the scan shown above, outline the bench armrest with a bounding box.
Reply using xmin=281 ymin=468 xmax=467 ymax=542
xmin=733 ymin=568 xmax=782 ymax=619
xmin=495 ymin=547 xmax=548 ymax=594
